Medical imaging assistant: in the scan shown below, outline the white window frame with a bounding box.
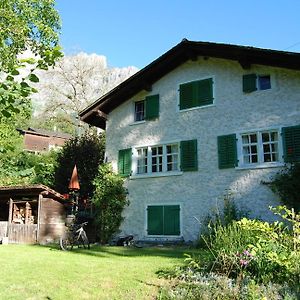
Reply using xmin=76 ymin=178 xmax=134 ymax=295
xmin=236 ymin=127 xmax=284 ymax=169
xmin=131 ymin=141 xmax=183 ymax=178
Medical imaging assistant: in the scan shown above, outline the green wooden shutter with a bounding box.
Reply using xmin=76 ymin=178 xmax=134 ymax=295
xmin=179 ymin=82 xmax=195 ymax=110
xmin=145 ymin=94 xmax=159 ymax=120
xmin=196 ymin=78 xmax=213 ymax=106
xmin=118 ymin=148 xmax=132 ymax=176
xmin=180 ymin=139 xmax=198 ymax=171
xmin=180 ymin=79 xmax=213 ymax=110
xmin=243 ymin=74 xmax=257 ymax=93
xmin=217 ymin=134 xmax=237 ymax=169
xmin=163 ymin=205 xmax=180 ymax=235
xmin=282 ymin=125 xmax=300 ymax=162
xmin=147 ymin=206 xmax=163 ymax=235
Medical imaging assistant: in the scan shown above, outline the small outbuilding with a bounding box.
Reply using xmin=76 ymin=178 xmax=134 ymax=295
xmin=0 ymin=184 xmax=68 ymax=244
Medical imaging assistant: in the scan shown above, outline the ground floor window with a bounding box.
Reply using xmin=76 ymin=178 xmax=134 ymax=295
xmin=147 ymin=205 xmax=180 ymax=235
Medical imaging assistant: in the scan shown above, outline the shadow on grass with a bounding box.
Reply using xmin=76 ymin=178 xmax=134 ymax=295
xmin=35 ymin=243 xmax=203 ymax=260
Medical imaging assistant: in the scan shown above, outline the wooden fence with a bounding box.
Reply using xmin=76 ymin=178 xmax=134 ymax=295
xmin=7 ymin=224 xmax=37 ymax=244
xmin=0 ymin=222 xmax=8 ymax=241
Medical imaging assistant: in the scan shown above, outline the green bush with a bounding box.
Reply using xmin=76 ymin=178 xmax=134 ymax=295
xmin=269 ymin=163 xmax=300 ymax=211
xmin=92 ymin=164 xmax=129 ymax=244
xmin=198 ymin=190 xmax=249 ymax=248
xmin=160 ymin=206 xmax=300 ymax=299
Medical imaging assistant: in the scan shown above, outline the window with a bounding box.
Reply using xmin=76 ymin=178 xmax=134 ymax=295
xmin=119 ymin=139 xmax=198 ymax=177
xmin=258 ymin=75 xmax=271 ymax=90
xmin=147 ymin=205 xmax=180 ymax=236
xmin=167 ymin=144 xmax=179 ymax=171
xmin=179 ymin=78 xmax=214 ymax=110
xmin=241 ymin=130 xmax=279 ymax=165
xmin=243 ymin=74 xmax=271 ymax=93
xmin=217 ymin=129 xmax=282 ymax=169
xmin=134 ymin=100 xmax=145 ymax=122
xmin=135 ymin=144 xmax=179 ymax=175
xmin=137 ymin=148 xmax=148 ymax=174
xmin=134 ymin=95 xmax=159 ymax=122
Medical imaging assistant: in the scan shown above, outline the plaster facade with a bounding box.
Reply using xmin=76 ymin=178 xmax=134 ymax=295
xmin=105 ymin=57 xmax=300 ymax=242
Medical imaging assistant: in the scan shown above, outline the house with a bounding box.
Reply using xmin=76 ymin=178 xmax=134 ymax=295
xmin=79 ymin=39 xmax=300 ymax=243
xmin=0 ymin=185 xmax=67 ymax=244
xmin=17 ymin=127 xmax=72 ymax=153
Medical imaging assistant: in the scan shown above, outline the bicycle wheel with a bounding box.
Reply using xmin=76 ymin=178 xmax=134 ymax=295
xmin=79 ymin=231 xmax=90 ymax=249
xmin=60 ymin=233 xmax=73 ymax=251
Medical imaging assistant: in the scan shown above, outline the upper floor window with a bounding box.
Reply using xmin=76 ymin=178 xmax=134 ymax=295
xmin=134 ymin=95 xmax=159 ymax=122
xmin=179 ymin=78 xmax=214 ymax=110
xmin=243 ymin=74 xmax=271 ymax=93
xmin=134 ymin=100 xmax=145 ymax=122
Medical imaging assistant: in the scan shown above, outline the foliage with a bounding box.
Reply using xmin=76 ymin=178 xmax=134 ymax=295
xmin=54 ymin=131 xmax=105 ymax=196
xmin=0 ymin=149 xmax=58 ymax=186
xmin=92 ymin=164 xmax=129 ymax=244
xmin=269 ymin=163 xmax=300 ymax=211
xmin=160 ymin=206 xmax=300 ymax=299
xmin=158 ymin=270 xmax=297 ymax=300
xmin=0 ymin=0 xmax=62 ymax=120
xmin=198 ymin=190 xmax=248 ymax=248
xmin=31 ymin=151 xmax=58 ymax=187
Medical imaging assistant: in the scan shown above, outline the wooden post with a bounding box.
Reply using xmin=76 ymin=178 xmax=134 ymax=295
xmin=8 ymin=198 xmax=13 ymax=223
xmin=36 ymin=194 xmax=43 ymax=243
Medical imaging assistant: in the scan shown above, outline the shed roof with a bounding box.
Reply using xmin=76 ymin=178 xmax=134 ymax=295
xmin=17 ymin=127 xmax=72 ymax=140
xmin=79 ymin=39 xmax=300 ymax=129
xmin=0 ymin=184 xmax=66 ymax=201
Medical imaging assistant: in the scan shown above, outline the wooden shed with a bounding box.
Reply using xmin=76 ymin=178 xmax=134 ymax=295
xmin=0 ymin=185 xmax=68 ymax=244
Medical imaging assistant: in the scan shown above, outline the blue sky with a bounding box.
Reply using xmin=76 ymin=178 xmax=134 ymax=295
xmin=56 ymin=0 xmax=300 ymax=69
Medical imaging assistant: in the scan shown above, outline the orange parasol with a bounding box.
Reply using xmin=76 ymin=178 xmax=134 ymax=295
xmin=68 ymin=165 xmax=80 ymax=190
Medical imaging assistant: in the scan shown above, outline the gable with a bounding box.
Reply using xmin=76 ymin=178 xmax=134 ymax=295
xmin=80 ymin=39 xmax=300 ymax=129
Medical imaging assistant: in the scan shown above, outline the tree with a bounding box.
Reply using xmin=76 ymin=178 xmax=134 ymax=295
xmin=92 ymin=164 xmax=129 ymax=244
xmin=54 ymin=131 xmax=105 ymax=197
xmin=31 ymin=53 xmax=138 ymax=133
xmin=0 ymin=0 xmax=62 ymax=119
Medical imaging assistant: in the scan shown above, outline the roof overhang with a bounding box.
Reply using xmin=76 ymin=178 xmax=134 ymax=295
xmin=0 ymin=184 xmax=66 ymax=202
xmin=79 ymin=39 xmax=300 ymax=129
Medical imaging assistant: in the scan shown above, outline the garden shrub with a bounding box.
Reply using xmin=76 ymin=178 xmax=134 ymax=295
xmin=269 ymin=163 xmax=300 ymax=211
xmin=159 ymin=206 xmax=300 ymax=299
xmin=198 ymin=190 xmax=248 ymax=248
xmin=92 ymin=164 xmax=129 ymax=244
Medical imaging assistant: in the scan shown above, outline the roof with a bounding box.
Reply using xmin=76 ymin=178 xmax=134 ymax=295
xmin=0 ymin=184 xmax=66 ymax=201
xmin=17 ymin=127 xmax=72 ymax=140
xmin=79 ymin=39 xmax=300 ymax=129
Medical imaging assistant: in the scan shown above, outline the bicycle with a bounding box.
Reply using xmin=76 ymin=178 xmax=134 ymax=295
xmin=60 ymin=221 xmax=90 ymax=251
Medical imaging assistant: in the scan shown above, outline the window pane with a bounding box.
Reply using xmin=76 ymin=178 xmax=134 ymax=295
xmin=250 ymin=134 xmax=257 ymax=143
xmin=270 ymin=132 xmax=278 ymax=141
xmin=262 ymin=132 xmax=270 ymax=142
xmin=251 ymin=145 xmax=257 ymax=154
xmin=135 ymin=101 xmax=145 ymax=122
xmin=137 ymin=148 xmax=147 ymax=174
xmin=258 ymin=75 xmax=271 ymax=90
xmin=242 ymin=135 xmax=249 ymax=144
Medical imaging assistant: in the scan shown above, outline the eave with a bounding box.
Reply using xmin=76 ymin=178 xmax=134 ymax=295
xmin=79 ymin=39 xmax=300 ymax=129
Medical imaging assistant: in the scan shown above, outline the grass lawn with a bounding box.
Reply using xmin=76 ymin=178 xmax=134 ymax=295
xmin=0 ymin=244 xmax=199 ymax=300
